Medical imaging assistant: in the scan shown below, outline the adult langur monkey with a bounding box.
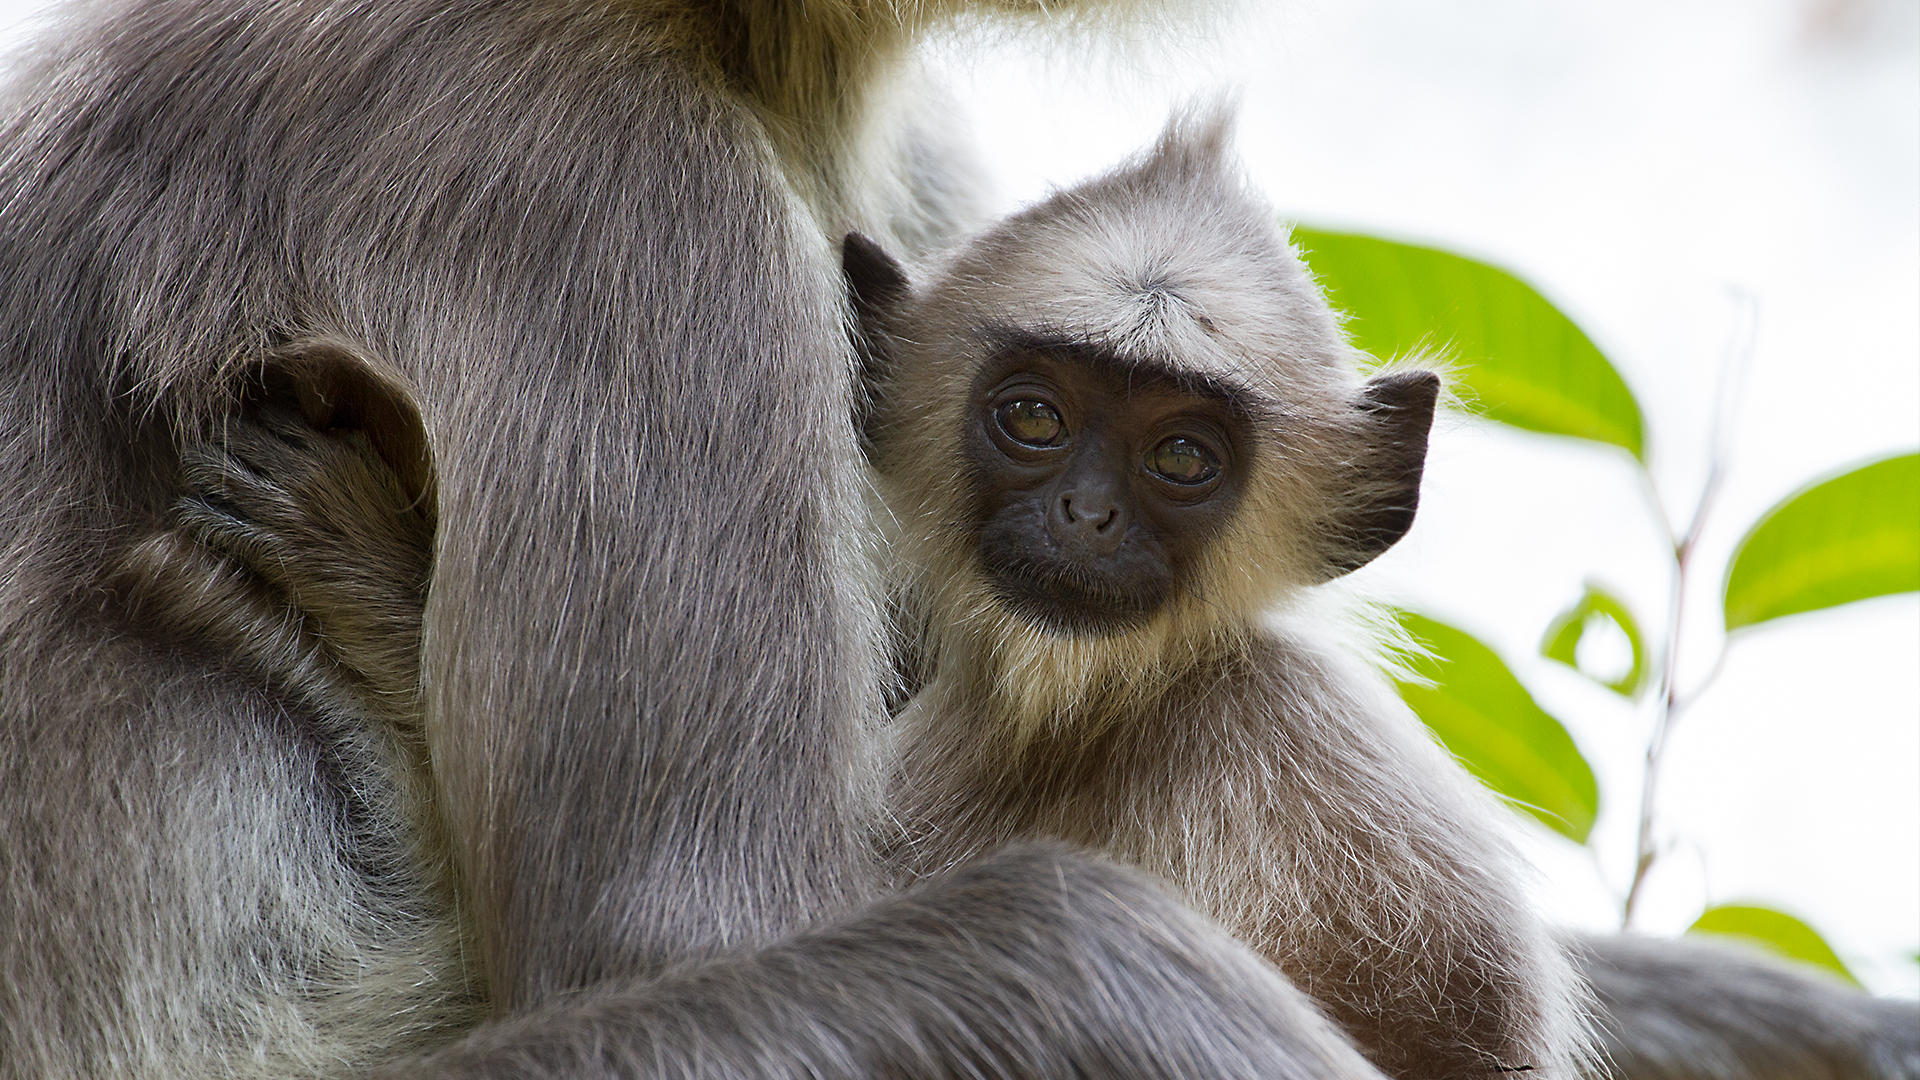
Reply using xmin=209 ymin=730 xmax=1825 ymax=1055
xmin=0 ymin=1 xmax=1400 ymax=1076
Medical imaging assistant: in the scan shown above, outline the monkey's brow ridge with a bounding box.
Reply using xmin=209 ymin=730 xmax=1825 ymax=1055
xmin=973 ymin=323 xmax=1263 ymax=413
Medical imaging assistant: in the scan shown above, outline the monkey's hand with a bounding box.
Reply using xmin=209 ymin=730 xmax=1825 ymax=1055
xmin=175 ymin=406 xmax=433 ymax=708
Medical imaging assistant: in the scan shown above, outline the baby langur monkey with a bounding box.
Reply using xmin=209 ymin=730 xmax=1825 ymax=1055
xmin=843 ymin=109 xmax=1590 ymax=1080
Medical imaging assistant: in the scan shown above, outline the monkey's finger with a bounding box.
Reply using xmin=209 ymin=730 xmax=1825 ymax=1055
xmin=178 ymin=441 xmax=293 ymax=514
xmin=244 ymin=406 xmax=396 ymax=492
xmin=211 ymin=406 xmax=333 ymax=483
xmin=172 ymin=494 xmax=302 ymax=581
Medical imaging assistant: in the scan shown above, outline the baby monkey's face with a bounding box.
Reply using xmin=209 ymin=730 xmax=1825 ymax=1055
xmin=962 ymin=347 xmax=1252 ymax=637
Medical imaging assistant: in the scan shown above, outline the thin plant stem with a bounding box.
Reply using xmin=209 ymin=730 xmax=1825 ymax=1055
xmin=1622 ymin=475 xmax=1687 ymax=930
xmin=1620 ymin=291 xmax=1757 ymax=930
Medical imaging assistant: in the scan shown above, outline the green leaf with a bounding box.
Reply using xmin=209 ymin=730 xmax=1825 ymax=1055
xmin=1724 ymin=452 xmax=1920 ymax=630
xmin=1539 ymin=582 xmax=1648 ymax=697
xmin=1688 ymin=904 xmax=1863 ymax=987
xmin=1292 ymin=227 xmax=1645 ymax=460
xmin=1394 ymin=612 xmax=1599 ymax=843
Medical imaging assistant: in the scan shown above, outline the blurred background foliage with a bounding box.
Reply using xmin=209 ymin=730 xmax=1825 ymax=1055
xmin=1295 ymin=227 xmax=1919 ymax=985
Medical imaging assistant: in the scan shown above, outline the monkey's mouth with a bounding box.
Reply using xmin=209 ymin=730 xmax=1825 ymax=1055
xmin=982 ymin=559 xmax=1164 ymax=638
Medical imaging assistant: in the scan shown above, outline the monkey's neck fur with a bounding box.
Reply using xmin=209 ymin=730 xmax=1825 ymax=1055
xmin=663 ymin=0 xmax=911 ymax=225
xmin=660 ymin=0 xmax=1154 ymax=242
xmin=915 ymin=571 xmax=1256 ymax=746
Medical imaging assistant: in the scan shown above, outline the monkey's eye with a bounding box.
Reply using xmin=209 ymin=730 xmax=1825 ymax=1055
xmin=1145 ymin=437 xmax=1220 ymax=485
xmin=994 ymin=400 xmax=1067 ymax=448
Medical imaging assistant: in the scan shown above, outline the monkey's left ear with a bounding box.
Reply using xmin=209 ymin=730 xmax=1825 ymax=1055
xmin=1319 ymin=370 xmax=1441 ymax=580
xmin=843 ymin=232 xmax=911 ymax=443
xmin=843 ymin=232 xmax=909 ymax=326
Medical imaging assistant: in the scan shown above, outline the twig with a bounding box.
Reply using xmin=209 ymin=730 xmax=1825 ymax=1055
xmin=1619 ymin=290 xmax=1757 ymax=929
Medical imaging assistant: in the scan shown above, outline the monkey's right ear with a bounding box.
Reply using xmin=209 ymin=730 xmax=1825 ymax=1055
xmin=842 ymin=232 xmax=911 ymax=442
xmin=1319 ymin=370 xmax=1441 ymax=580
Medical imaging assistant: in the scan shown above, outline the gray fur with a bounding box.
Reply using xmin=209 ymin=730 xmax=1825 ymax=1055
xmin=1573 ymin=934 xmax=1920 ymax=1080
xmin=0 ymin=1 xmax=1396 ymax=1076
xmin=403 ymin=843 xmax=1384 ymax=1078
xmin=855 ymin=109 xmax=1593 ymax=1080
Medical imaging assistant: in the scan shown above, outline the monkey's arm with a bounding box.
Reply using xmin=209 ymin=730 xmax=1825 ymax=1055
xmin=1146 ymin=636 xmax=1592 ymax=1080
xmin=385 ymin=843 xmax=1388 ymax=1079
xmin=1573 ymin=932 xmax=1920 ymax=1080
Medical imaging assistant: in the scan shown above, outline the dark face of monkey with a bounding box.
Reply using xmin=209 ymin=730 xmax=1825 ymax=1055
xmin=963 ymin=342 xmax=1251 ymax=636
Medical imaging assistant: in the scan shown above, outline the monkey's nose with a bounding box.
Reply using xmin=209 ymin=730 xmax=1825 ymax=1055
xmin=1049 ymin=491 xmax=1127 ymax=557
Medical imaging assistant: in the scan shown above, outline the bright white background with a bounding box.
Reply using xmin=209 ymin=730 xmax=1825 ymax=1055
xmin=3 ymin=0 xmax=1914 ymax=996
xmin=929 ymin=0 xmax=1919 ymax=995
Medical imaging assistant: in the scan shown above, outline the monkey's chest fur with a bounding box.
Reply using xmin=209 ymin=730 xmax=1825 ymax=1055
xmin=881 ymin=631 xmax=1553 ymax=1080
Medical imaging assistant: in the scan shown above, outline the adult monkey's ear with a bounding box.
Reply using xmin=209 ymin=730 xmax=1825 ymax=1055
xmin=1318 ymin=370 xmax=1441 ymax=580
xmin=842 ymin=231 xmax=911 ymax=445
